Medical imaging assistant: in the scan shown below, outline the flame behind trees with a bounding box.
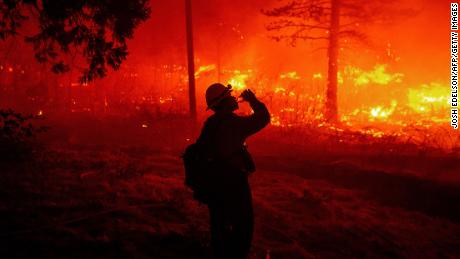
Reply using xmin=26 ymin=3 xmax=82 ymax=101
xmin=262 ymin=0 xmax=413 ymax=122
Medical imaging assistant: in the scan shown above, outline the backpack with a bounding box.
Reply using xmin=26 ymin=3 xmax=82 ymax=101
xmin=182 ymin=142 xmax=217 ymax=204
xmin=181 ymin=116 xmax=225 ymax=204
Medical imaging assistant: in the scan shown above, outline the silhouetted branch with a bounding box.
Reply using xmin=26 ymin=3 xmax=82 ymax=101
xmin=0 ymin=0 xmax=150 ymax=82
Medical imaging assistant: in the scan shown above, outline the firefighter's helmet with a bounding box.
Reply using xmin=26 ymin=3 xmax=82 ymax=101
xmin=205 ymin=83 xmax=232 ymax=110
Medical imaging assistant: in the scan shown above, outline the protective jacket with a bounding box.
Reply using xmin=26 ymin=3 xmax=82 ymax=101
xmin=197 ymin=99 xmax=270 ymax=173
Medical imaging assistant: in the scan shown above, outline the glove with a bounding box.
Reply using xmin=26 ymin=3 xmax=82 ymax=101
xmin=240 ymin=89 xmax=257 ymax=103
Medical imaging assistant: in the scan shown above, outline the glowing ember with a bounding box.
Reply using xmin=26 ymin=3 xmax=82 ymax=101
xmin=270 ymin=114 xmax=281 ymax=127
xmin=338 ymin=72 xmax=344 ymax=84
xmin=274 ymin=87 xmax=286 ymax=93
xmin=369 ymin=101 xmax=397 ymax=120
xmin=159 ymin=97 xmax=173 ymax=104
xmin=195 ymin=64 xmax=216 ymax=78
xmin=370 ymin=107 xmax=390 ymax=119
xmin=312 ymin=73 xmax=322 ymax=79
xmin=280 ymin=71 xmax=300 ymax=80
xmin=280 ymin=108 xmax=295 ymax=112
xmin=37 ymin=110 xmax=43 ymax=116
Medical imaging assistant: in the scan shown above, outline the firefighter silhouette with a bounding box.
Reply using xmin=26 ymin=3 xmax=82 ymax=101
xmin=197 ymin=83 xmax=270 ymax=259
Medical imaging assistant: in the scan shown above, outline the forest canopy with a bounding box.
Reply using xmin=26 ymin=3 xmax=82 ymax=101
xmin=0 ymin=0 xmax=151 ymax=82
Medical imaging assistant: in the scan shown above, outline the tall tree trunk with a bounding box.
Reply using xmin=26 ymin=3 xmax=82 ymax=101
xmin=325 ymin=0 xmax=340 ymax=122
xmin=185 ymin=0 xmax=197 ymax=121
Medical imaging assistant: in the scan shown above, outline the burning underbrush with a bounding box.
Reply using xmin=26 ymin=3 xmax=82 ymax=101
xmin=52 ymin=61 xmax=453 ymax=152
xmin=2 ymin=58 xmax=455 ymax=154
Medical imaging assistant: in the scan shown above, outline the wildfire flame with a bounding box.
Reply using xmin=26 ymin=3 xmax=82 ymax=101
xmin=227 ymin=70 xmax=250 ymax=90
xmin=408 ymin=83 xmax=450 ymax=113
xmin=195 ymin=64 xmax=216 ymax=78
xmin=369 ymin=100 xmax=397 ymax=120
xmin=280 ymin=71 xmax=300 ymax=80
xmin=312 ymin=73 xmax=322 ymax=79
xmin=343 ymin=64 xmax=404 ymax=86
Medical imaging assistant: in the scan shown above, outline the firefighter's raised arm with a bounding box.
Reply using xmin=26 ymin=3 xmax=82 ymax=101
xmin=238 ymin=89 xmax=270 ymax=137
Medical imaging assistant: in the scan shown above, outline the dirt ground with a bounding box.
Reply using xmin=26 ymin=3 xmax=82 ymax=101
xmin=1 ymin=117 xmax=459 ymax=258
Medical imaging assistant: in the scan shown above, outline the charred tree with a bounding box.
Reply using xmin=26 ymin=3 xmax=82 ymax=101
xmin=263 ymin=0 xmax=412 ymax=122
xmin=326 ymin=0 xmax=340 ymax=121
xmin=185 ymin=0 xmax=197 ymax=120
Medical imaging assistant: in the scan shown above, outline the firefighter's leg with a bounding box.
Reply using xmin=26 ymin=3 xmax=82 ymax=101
xmin=209 ymin=201 xmax=232 ymax=259
xmin=231 ymin=180 xmax=254 ymax=259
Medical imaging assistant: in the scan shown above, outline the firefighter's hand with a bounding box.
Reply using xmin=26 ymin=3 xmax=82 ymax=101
xmin=240 ymin=89 xmax=257 ymax=103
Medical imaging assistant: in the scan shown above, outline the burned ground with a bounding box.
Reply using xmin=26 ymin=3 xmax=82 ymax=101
xmin=1 ymin=116 xmax=459 ymax=258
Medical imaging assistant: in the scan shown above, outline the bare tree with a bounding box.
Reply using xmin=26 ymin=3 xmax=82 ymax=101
xmin=263 ymin=0 xmax=412 ymax=122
